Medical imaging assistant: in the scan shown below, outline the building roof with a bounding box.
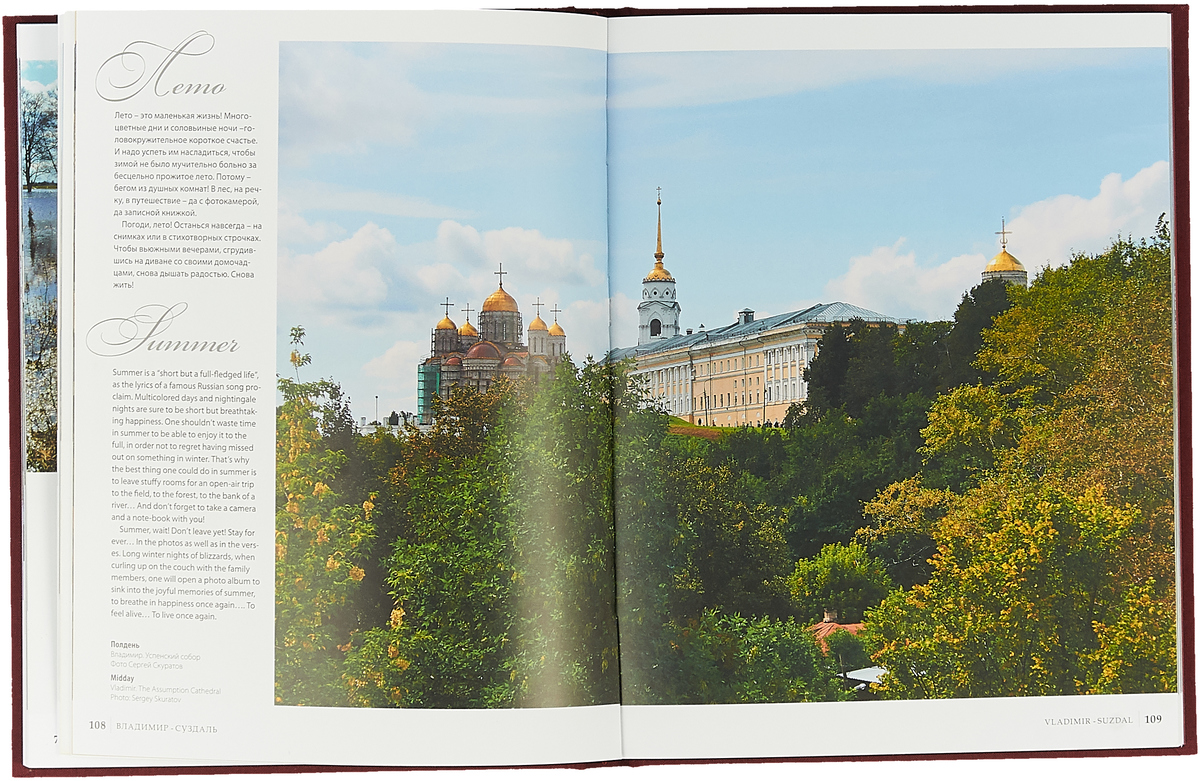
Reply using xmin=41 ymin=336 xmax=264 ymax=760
xmin=549 ymin=321 xmax=565 ymax=337
xmin=528 ymin=315 xmax=548 ymax=332
xmin=985 ymin=248 xmax=1025 ymax=273
xmin=435 ymin=315 xmax=457 ymax=331
xmin=464 ymin=340 xmax=502 ymax=360
xmin=608 ymin=301 xmax=906 ymax=362
xmin=843 ymin=666 xmax=886 ymax=685
xmin=644 ymin=260 xmax=674 ymax=282
xmin=458 ymin=320 xmax=478 ymax=337
xmin=807 ymin=620 xmax=865 ymax=653
xmin=482 ymin=285 xmax=519 ymax=313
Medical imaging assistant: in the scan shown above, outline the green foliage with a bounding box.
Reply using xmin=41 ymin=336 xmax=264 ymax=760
xmin=788 ymin=542 xmax=893 ymax=624
xmin=508 ymin=358 xmax=620 ymax=707
xmin=344 ymin=454 xmax=516 ymax=708
xmin=657 ymin=610 xmax=851 ymax=704
xmin=856 ymin=477 xmax=950 ymax=589
xmin=1081 ymin=579 xmax=1178 ymax=694
xmin=865 ymin=482 xmax=1143 ymax=698
xmin=865 ymin=226 xmax=1177 ymax=697
xmin=341 ymin=359 xmax=620 ymax=709
xmin=274 ymin=339 xmax=376 ymax=706
xmin=824 ymin=628 xmax=872 ymax=676
xmin=920 ymin=384 xmax=1023 ymax=491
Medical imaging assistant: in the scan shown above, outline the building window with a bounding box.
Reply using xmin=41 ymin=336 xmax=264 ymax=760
xmin=650 ymin=319 xmax=662 ymax=337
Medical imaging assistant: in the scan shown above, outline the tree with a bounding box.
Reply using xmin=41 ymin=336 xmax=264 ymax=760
xmin=787 ymin=542 xmax=893 ymax=624
xmin=863 ymin=227 xmax=1177 ymax=697
xmin=801 ymin=322 xmax=853 ymax=418
xmin=659 ymin=610 xmax=851 ymax=704
xmin=19 ymin=86 xmax=57 ymax=191
xmin=864 ymin=481 xmax=1149 ymax=699
xmin=275 ymin=332 xmax=376 ymax=706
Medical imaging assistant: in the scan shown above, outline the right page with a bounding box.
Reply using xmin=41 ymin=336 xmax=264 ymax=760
xmin=606 ymin=10 xmax=1187 ymax=759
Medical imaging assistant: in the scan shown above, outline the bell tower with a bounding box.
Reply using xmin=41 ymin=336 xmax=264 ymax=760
xmin=638 ymin=189 xmax=681 ymax=344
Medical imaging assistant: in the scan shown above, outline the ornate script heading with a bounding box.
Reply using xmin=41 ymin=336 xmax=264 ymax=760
xmin=86 ymin=303 xmax=241 ymax=357
xmin=95 ymin=31 xmax=223 ymax=102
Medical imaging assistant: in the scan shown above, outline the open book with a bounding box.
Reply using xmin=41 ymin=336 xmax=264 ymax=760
xmin=7 ymin=7 xmax=1193 ymax=770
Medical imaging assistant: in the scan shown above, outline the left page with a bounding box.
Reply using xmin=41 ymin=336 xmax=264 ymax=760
xmin=59 ymin=10 xmax=618 ymax=766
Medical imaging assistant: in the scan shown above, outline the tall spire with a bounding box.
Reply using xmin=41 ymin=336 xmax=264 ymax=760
xmin=643 ymin=187 xmax=675 ymax=283
xmin=655 ymin=186 xmax=664 ymax=262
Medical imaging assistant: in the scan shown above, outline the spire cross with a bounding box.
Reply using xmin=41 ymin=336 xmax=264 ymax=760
xmin=494 ymin=262 xmax=507 ymax=288
xmin=532 ymin=297 xmax=544 ymax=318
xmin=550 ymin=304 xmax=562 ymax=322
xmin=461 ymin=302 xmax=474 ymax=323
xmin=996 ymin=217 xmax=1011 ymax=250
xmin=441 ymin=297 xmax=455 ymax=318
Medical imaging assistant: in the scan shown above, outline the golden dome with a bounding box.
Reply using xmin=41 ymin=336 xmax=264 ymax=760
xmin=528 ymin=315 xmax=548 ymax=332
xmin=436 ymin=315 xmax=457 ymax=330
xmin=481 ymin=286 xmax=519 ymax=313
xmin=458 ymin=320 xmax=478 ymax=337
xmin=644 ymin=260 xmax=674 ymax=282
xmin=548 ymin=321 xmax=565 ymax=337
xmin=986 ymin=249 xmax=1025 ymax=273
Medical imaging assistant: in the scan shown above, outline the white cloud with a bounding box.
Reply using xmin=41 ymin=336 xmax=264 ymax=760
xmin=20 ymin=79 xmax=55 ymax=93
xmin=823 ymin=162 xmax=1171 ymax=321
xmin=279 ymin=223 xmax=396 ymax=315
xmin=607 ymin=292 xmax=640 ymax=352
xmin=824 ymin=240 xmax=983 ymax=322
xmin=361 ymin=338 xmax=426 ymax=417
xmin=561 ymin=296 xmax=618 ymax=361
xmin=279 ymin=44 xmax=429 ymax=167
xmin=279 ymin=208 xmax=346 ymax=248
xmin=1007 ymin=161 xmax=1169 ymax=272
xmin=435 ymin=220 xmax=604 ymax=287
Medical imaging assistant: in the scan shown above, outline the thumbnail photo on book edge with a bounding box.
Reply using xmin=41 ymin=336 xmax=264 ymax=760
xmin=272 ymin=39 xmax=1180 ymax=710
xmin=17 ymin=51 xmax=58 ymax=474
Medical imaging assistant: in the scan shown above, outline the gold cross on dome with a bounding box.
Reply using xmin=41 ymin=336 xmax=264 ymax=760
xmin=495 ymin=263 xmax=507 ymax=288
xmin=996 ymin=217 xmax=1012 ymax=250
xmin=532 ymin=298 xmax=544 ymax=318
xmin=550 ymin=303 xmax=562 ymax=322
xmin=441 ymin=297 xmax=454 ymax=317
xmin=461 ymin=303 xmax=474 ymax=323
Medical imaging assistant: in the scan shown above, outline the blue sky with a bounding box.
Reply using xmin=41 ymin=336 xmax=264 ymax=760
xmin=21 ymin=59 xmax=57 ymax=91
xmin=278 ymin=43 xmax=1170 ymax=421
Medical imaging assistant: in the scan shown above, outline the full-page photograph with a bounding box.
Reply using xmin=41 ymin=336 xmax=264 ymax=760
xmin=273 ymin=38 xmax=617 ymax=711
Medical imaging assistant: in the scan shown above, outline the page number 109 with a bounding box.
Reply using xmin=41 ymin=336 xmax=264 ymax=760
xmin=1145 ymin=715 xmax=1162 ymax=724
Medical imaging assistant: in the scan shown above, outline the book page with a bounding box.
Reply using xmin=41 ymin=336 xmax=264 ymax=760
xmin=59 ymin=9 xmax=619 ymax=766
xmin=605 ymin=10 xmax=1187 ymax=760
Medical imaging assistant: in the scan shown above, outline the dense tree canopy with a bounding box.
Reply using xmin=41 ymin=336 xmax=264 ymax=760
xmin=275 ymin=226 xmax=1176 ymax=708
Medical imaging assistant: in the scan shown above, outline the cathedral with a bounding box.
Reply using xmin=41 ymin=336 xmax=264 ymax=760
xmin=417 ymin=266 xmax=567 ymax=425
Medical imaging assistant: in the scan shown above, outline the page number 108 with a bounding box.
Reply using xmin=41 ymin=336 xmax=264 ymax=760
xmin=89 ymin=720 xmax=106 ymax=730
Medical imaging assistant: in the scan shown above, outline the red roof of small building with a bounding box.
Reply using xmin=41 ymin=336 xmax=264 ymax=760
xmin=807 ymin=620 xmax=865 ymax=653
